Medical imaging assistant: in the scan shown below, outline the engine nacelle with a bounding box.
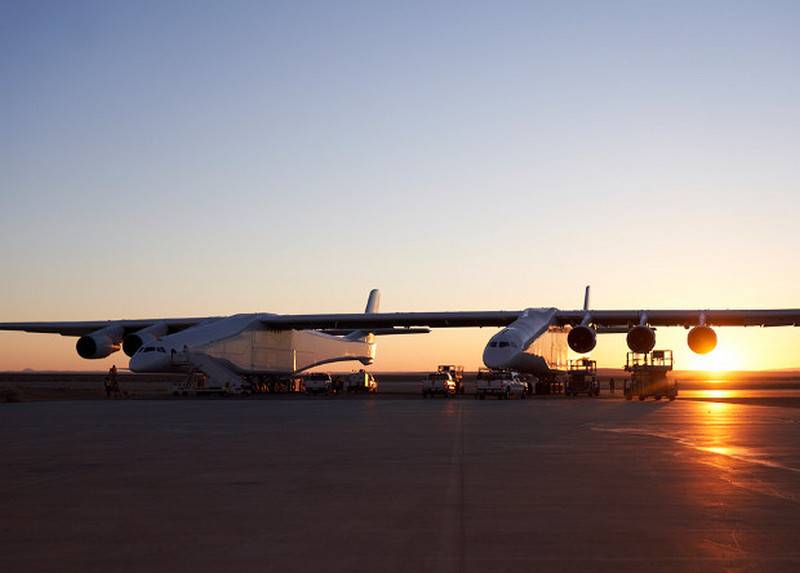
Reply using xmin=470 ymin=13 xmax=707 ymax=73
xmin=76 ymin=326 xmax=123 ymax=359
xmin=567 ymin=325 xmax=597 ymax=354
xmin=123 ymin=322 xmax=168 ymax=356
xmin=626 ymin=325 xmax=656 ymax=354
xmin=122 ymin=333 xmax=156 ymax=357
xmin=688 ymin=326 xmax=717 ymax=354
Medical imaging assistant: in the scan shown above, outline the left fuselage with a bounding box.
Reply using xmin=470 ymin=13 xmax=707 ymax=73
xmin=129 ymin=314 xmax=374 ymax=375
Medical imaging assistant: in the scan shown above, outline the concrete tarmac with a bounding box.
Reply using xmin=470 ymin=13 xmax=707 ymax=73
xmin=3 ymin=396 xmax=800 ymax=572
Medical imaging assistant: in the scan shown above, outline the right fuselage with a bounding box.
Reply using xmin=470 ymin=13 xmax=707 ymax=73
xmin=482 ymin=308 xmax=568 ymax=376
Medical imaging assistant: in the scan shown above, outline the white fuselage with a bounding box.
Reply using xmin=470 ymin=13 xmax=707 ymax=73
xmin=482 ymin=308 xmax=569 ymax=376
xmin=129 ymin=314 xmax=374 ymax=375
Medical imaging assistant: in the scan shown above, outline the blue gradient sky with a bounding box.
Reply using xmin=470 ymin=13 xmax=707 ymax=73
xmin=1 ymin=1 xmax=798 ymax=371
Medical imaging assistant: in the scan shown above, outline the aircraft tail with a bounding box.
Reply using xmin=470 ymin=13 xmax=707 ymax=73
xmin=365 ymin=289 xmax=381 ymax=313
xmin=345 ymin=289 xmax=381 ymax=342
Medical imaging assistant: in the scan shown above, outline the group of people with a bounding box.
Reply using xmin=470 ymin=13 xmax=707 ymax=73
xmin=104 ymin=365 xmax=123 ymax=399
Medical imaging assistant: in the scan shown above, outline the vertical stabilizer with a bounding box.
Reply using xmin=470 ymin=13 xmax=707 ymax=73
xmin=365 ymin=289 xmax=381 ymax=314
xmin=583 ymin=285 xmax=591 ymax=311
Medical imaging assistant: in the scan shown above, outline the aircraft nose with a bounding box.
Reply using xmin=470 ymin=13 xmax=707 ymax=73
xmin=482 ymin=340 xmax=515 ymax=370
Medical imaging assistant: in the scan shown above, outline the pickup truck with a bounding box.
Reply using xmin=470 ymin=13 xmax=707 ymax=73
xmin=421 ymin=372 xmax=457 ymax=398
xmin=304 ymin=373 xmax=332 ymax=395
xmin=475 ymin=369 xmax=527 ymax=400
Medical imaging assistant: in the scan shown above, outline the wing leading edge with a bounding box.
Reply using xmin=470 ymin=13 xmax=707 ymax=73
xmin=0 ymin=318 xmax=218 ymax=337
xmin=0 ymin=308 xmax=797 ymax=339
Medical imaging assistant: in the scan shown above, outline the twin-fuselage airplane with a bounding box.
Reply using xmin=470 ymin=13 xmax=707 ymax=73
xmin=0 ymin=288 xmax=798 ymax=381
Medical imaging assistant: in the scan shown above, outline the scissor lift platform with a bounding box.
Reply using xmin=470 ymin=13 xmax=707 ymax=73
xmin=624 ymin=350 xmax=678 ymax=401
xmin=566 ymin=358 xmax=599 ymax=397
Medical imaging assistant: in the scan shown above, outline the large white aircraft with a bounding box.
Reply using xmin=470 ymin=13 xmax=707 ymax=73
xmin=0 ymin=287 xmax=798 ymax=386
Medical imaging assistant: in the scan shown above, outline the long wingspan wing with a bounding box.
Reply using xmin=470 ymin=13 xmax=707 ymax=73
xmin=261 ymin=308 xmax=800 ymax=330
xmin=0 ymin=318 xmax=216 ymax=337
xmin=3 ymin=308 xmax=797 ymax=338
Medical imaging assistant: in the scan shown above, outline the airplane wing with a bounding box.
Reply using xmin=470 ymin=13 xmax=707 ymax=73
xmin=260 ymin=311 xmax=524 ymax=330
xmin=553 ymin=309 xmax=800 ymax=328
xmin=260 ymin=308 xmax=800 ymax=330
xmin=1 ymin=308 xmax=797 ymax=339
xmin=0 ymin=318 xmax=216 ymax=337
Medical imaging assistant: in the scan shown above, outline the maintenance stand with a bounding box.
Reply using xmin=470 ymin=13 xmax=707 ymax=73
xmin=623 ymin=350 xmax=677 ymax=401
xmin=566 ymin=358 xmax=599 ymax=397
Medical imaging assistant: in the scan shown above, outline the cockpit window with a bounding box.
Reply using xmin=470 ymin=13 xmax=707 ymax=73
xmin=498 ymin=341 xmax=509 ymax=348
xmin=489 ymin=342 xmax=497 ymax=348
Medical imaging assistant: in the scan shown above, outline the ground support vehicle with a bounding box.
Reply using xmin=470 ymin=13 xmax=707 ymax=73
xmin=475 ymin=369 xmax=527 ymax=400
xmin=624 ymin=350 xmax=677 ymax=401
xmin=345 ymin=370 xmax=378 ymax=394
xmin=303 ymin=373 xmax=332 ymax=396
xmin=566 ymin=358 xmax=599 ymax=397
xmin=422 ymin=372 xmax=457 ymax=398
xmin=437 ymin=365 xmax=465 ymax=395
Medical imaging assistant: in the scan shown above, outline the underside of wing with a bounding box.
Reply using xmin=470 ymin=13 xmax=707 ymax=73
xmin=260 ymin=311 xmax=523 ymax=330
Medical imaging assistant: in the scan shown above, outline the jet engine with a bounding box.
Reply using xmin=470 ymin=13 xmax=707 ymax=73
xmin=567 ymin=325 xmax=597 ymax=354
xmin=123 ymin=333 xmax=155 ymax=357
xmin=76 ymin=326 xmax=123 ymax=359
xmin=626 ymin=325 xmax=656 ymax=354
xmin=688 ymin=325 xmax=717 ymax=354
xmin=122 ymin=323 xmax=168 ymax=357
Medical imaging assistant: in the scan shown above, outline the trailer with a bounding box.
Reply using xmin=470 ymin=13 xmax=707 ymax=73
xmin=624 ymin=350 xmax=678 ymax=401
xmin=566 ymin=358 xmax=599 ymax=397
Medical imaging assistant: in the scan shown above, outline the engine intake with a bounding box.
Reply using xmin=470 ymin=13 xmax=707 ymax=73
xmin=568 ymin=325 xmax=597 ymax=354
xmin=123 ymin=323 xmax=168 ymax=357
xmin=626 ymin=325 xmax=656 ymax=354
xmin=688 ymin=326 xmax=717 ymax=354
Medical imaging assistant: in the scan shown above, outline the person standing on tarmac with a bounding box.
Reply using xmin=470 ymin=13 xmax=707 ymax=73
xmin=106 ymin=365 xmax=119 ymax=399
xmin=609 ymin=377 xmax=616 ymax=394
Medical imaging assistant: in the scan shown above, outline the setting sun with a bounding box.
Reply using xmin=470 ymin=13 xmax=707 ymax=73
xmin=685 ymin=345 xmax=746 ymax=372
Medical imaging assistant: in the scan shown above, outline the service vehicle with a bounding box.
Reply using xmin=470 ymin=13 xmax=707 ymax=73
xmin=475 ymin=369 xmax=527 ymax=400
xmin=303 ymin=372 xmax=333 ymax=396
xmin=624 ymin=350 xmax=678 ymax=401
xmin=345 ymin=370 xmax=378 ymax=393
xmin=437 ymin=365 xmax=465 ymax=394
xmin=566 ymin=358 xmax=599 ymax=397
xmin=421 ymin=371 xmax=457 ymax=398
xmin=171 ymin=368 xmax=247 ymax=396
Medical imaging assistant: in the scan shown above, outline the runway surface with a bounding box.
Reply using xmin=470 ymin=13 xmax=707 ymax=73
xmin=3 ymin=396 xmax=800 ymax=572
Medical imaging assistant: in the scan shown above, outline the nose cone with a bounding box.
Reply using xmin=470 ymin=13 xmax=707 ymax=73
xmin=482 ymin=338 xmax=516 ymax=370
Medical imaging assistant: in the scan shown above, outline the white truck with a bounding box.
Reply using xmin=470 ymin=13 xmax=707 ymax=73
xmin=421 ymin=371 xmax=457 ymax=398
xmin=475 ymin=369 xmax=527 ymax=400
xmin=303 ymin=373 xmax=332 ymax=395
xmin=345 ymin=370 xmax=378 ymax=394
